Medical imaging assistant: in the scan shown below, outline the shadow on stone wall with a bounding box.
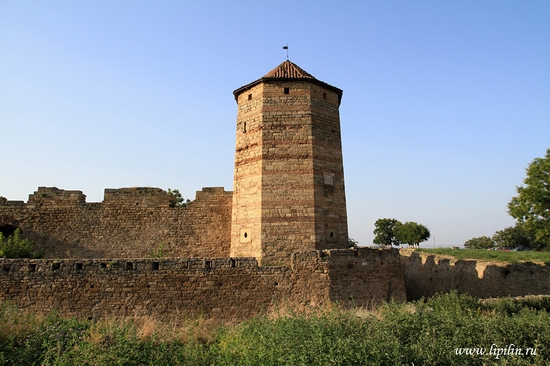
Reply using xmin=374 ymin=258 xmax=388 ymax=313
xmin=401 ymin=250 xmax=550 ymax=301
xmin=27 ymin=232 xmax=105 ymax=259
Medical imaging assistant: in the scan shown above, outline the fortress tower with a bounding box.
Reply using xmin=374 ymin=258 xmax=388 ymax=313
xmin=230 ymin=61 xmax=348 ymax=265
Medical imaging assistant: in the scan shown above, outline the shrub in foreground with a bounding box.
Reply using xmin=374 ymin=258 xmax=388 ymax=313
xmin=0 ymin=293 xmax=549 ymax=365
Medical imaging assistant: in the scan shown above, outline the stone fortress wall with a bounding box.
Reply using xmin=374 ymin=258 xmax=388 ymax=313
xmin=0 ymin=245 xmax=405 ymax=320
xmin=1 ymin=188 xmax=550 ymax=320
xmin=0 ymin=186 xmax=232 ymax=259
xmin=0 ymin=186 xmax=406 ymax=320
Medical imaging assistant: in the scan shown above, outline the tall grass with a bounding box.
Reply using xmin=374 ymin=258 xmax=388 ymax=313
xmin=0 ymin=293 xmax=549 ymax=365
xmin=418 ymin=248 xmax=550 ymax=265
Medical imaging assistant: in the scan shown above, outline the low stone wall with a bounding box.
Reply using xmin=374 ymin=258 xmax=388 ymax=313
xmin=401 ymin=250 xmax=550 ymax=300
xmin=0 ymin=248 xmax=406 ymax=321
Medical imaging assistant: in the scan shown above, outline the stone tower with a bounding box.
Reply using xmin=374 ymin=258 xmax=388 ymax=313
xmin=230 ymin=61 xmax=348 ymax=265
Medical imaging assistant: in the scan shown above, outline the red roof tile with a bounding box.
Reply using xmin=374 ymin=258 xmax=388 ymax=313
xmin=234 ymin=60 xmax=343 ymax=105
xmin=263 ymin=60 xmax=315 ymax=79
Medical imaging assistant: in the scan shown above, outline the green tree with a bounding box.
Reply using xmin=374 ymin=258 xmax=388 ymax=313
xmin=508 ymin=149 xmax=550 ymax=249
xmin=393 ymin=221 xmax=430 ymax=248
xmin=167 ymin=188 xmax=190 ymax=208
xmin=464 ymin=236 xmax=494 ymax=250
xmin=348 ymin=237 xmax=359 ymax=249
xmin=373 ymin=218 xmax=400 ymax=246
xmin=492 ymin=225 xmax=531 ymax=249
xmin=0 ymin=229 xmax=35 ymax=258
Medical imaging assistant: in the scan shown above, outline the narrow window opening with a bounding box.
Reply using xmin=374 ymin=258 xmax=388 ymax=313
xmin=100 ymin=263 xmax=107 ymax=269
xmin=284 ymin=87 xmax=290 ymax=94
xmin=243 ymin=122 xmax=247 ymax=133
xmin=28 ymin=264 xmax=37 ymax=273
xmin=244 ymin=232 xmax=248 ymax=238
xmin=323 ymin=92 xmax=327 ymax=100
xmin=151 ymin=262 xmax=160 ymax=271
xmin=247 ymin=93 xmax=252 ymax=100
xmin=52 ymin=263 xmax=61 ymax=271
xmin=125 ymin=262 xmax=134 ymax=270
xmin=330 ymin=231 xmax=334 ymax=238
xmin=204 ymin=260 xmax=212 ymax=270
xmin=75 ymin=263 xmax=83 ymax=271
xmin=229 ymin=259 xmax=236 ymax=268
xmin=186 ymin=261 xmax=192 ymax=270
xmin=2 ymin=264 xmax=10 ymax=272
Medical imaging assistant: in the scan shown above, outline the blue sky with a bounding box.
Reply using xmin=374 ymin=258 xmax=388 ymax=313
xmin=1 ymin=1 xmax=549 ymax=247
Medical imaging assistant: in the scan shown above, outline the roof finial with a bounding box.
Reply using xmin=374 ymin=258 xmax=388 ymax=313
xmin=283 ymin=44 xmax=289 ymax=60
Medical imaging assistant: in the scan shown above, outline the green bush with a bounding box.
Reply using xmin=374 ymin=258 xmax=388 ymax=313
xmin=0 ymin=293 xmax=549 ymax=365
xmin=0 ymin=229 xmax=35 ymax=258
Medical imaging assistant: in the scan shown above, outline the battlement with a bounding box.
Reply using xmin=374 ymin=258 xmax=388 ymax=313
xmin=27 ymin=187 xmax=87 ymax=208
xmin=103 ymin=187 xmax=172 ymax=208
xmin=0 ymin=257 xmax=261 ymax=274
xmin=2 ymin=186 xmax=231 ymax=210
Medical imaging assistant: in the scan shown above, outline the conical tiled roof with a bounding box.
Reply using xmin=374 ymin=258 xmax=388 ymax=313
xmin=234 ymin=60 xmax=343 ymax=104
xmin=263 ymin=60 xmax=315 ymax=79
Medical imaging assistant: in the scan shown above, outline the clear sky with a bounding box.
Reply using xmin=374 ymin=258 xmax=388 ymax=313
xmin=1 ymin=1 xmax=549 ymax=248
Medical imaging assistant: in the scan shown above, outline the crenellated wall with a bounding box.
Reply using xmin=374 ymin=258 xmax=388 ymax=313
xmin=0 ymin=248 xmax=406 ymax=321
xmin=0 ymin=187 xmax=232 ymax=259
xmin=401 ymin=250 xmax=550 ymax=300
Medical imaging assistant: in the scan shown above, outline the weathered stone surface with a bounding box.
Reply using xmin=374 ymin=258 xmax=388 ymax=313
xmin=231 ymin=63 xmax=348 ymax=266
xmin=0 ymin=187 xmax=232 ymax=259
xmin=0 ymin=248 xmax=405 ymax=320
xmin=401 ymin=250 xmax=550 ymax=300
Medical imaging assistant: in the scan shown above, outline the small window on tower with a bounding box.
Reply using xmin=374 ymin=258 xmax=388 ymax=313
xmin=323 ymin=92 xmax=327 ymax=100
xmin=243 ymin=122 xmax=247 ymax=133
xmin=284 ymin=87 xmax=290 ymax=94
xmin=248 ymin=94 xmax=252 ymax=100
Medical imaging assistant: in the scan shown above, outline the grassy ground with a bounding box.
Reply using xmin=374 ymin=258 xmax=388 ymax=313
xmin=1 ymin=293 xmax=549 ymax=365
xmin=417 ymin=248 xmax=550 ymax=265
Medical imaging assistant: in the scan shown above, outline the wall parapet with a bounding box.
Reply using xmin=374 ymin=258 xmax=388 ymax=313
xmin=27 ymin=187 xmax=87 ymax=207
xmin=401 ymin=250 xmax=550 ymax=300
xmin=0 ymin=257 xmax=262 ymax=275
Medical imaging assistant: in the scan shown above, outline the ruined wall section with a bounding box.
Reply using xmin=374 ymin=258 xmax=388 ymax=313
xmin=0 ymin=187 xmax=232 ymax=259
xmin=0 ymin=248 xmax=405 ymax=321
xmin=401 ymin=250 xmax=550 ymax=300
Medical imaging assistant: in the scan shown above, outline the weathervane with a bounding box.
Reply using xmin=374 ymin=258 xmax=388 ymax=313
xmin=283 ymin=44 xmax=289 ymax=60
